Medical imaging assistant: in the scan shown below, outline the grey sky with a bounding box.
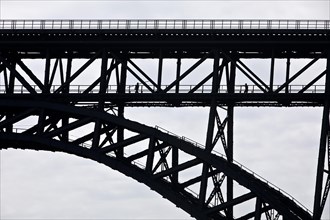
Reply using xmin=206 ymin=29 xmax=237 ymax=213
xmin=0 ymin=0 xmax=329 ymax=219
xmin=0 ymin=1 xmax=328 ymax=19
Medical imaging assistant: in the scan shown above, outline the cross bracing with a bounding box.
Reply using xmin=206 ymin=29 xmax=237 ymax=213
xmin=0 ymin=19 xmax=329 ymax=220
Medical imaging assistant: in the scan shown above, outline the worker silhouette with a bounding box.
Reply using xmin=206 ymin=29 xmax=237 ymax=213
xmin=244 ymin=83 xmax=248 ymax=93
xmin=135 ymin=83 xmax=139 ymax=93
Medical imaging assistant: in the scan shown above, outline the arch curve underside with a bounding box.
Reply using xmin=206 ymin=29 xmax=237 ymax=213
xmin=0 ymin=100 xmax=311 ymax=220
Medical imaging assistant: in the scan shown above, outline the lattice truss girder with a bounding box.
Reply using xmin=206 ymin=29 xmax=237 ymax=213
xmin=0 ymin=48 xmax=327 ymax=219
xmin=0 ymin=49 xmax=326 ymax=103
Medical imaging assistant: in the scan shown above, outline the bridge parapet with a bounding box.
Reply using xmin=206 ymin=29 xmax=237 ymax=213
xmin=0 ymin=19 xmax=329 ymax=30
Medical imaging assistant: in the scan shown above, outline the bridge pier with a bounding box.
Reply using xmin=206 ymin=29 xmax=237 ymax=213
xmin=313 ymin=52 xmax=330 ymax=220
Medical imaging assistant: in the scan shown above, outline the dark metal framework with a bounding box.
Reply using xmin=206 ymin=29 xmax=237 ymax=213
xmin=0 ymin=19 xmax=330 ymax=220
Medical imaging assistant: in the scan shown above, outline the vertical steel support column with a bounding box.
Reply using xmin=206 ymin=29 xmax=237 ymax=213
xmin=205 ymin=50 xmax=220 ymax=152
xmin=313 ymin=52 xmax=330 ymax=220
xmin=173 ymin=55 xmax=181 ymax=182
xmin=285 ymin=57 xmax=291 ymax=94
xmin=227 ymin=105 xmax=234 ymax=219
xmin=228 ymin=57 xmax=236 ymax=94
xmin=227 ymin=58 xmax=236 ymax=219
xmin=62 ymin=56 xmax=72 ymax=142
xmin=3 ymin=63 xmax=9 ymax=93
xmin=175 ymin=57 xmax=181 ymax=94
xmin=172 ymin=145 xmax=178 ymax=184
xmin=146 ymin=137 xmax=155 ymax=174
xmin=5 ymin=60 xmax=15 ymax=133
xmin=117 ymin=55 xmax=127 ymax=158
xmin=199 ymin=51 xmax=220 ymax=206
xmin=64 ymin=57 xmax=72 ymax=92
xmin=172 ymin=53 xmax=181 ymax=175
xmin=158 ymin=50 xmax=163 ymax=91
xmin=99 ymin=49 xmax=108 ymax=107
xmin=38 ymin=51 xmax=51 ymax=134
xmin=269 ymin=51 xmax=275 ymax=92
xmin=117 ymin=110 xmax=125 ymax=158
xmin=43 ymin=50 xmax=51 ymax=94
xmin=92 ymin=50 xmax=108 ymax=149
xmin=255 ymin=198 xmax=262 ymax=220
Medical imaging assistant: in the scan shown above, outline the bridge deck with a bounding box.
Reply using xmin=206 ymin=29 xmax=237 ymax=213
xmin=0 ymin=19 xmax=328 ymax=59
xmin=0 ymin=84 xmax=325 ymax=107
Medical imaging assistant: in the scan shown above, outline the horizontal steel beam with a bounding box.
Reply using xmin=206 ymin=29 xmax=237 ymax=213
xmin=0 ymin=93 xmax=324 ymax=107
xmin=0 ymin=30 xmax=327 ymax=59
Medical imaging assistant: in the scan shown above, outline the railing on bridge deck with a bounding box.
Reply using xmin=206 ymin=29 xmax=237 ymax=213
xmin=0 ymin=19 xmax=329 ymax=30
xmin=154 ymin=125 xmax=313 ymax=215
xmin=0 ymin=84 xmax=325 ymax=94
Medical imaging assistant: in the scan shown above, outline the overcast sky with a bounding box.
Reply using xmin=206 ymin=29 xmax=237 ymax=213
xmin=0 ymin=0 xmax=330 ymax=219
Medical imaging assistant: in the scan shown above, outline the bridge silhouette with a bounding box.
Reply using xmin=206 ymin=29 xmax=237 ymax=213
xmin=0 ymin=19 xmax=329 ymax=220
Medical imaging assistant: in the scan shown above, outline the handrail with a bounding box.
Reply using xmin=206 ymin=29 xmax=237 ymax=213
xmin=0 ymin=19 xmax=329 ymax=30
xmin=154 ymin=125 xmax=313 ymax=215
xmin=11 ymin=126 xmax=311 ymax=214
xmin=0 ymin=84 xmax=326 ymax=94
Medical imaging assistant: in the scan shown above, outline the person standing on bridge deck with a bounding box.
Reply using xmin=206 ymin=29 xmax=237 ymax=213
xmin=244 ymin=83 xmax=248 ymax=93
xmin=135 ymin=83 xmax=139 ymax=93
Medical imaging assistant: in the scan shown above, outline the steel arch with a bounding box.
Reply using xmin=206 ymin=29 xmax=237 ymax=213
xmin=0 ymin=100 xmax=311 ymax=220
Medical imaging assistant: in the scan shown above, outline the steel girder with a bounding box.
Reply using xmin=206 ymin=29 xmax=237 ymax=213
xmin=0 ymin=100 xmax=312 ymax=220
xmin=0 ymin=50 xmax=327 ymax=107
xmin=0 ymin=29 xmax=328 ymax=59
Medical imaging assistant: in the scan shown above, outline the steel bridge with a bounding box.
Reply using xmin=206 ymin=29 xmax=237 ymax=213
xmin=0 ymin=19 xmax=329 ymax=220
